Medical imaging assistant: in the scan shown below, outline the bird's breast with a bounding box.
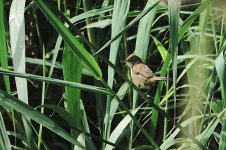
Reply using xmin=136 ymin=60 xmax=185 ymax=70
xmin=131 ymin=72 xmax=150 ymax=89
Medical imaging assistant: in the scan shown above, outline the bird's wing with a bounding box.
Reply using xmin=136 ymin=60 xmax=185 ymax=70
xmin=132 ymin=64 xmax=155 ymax=78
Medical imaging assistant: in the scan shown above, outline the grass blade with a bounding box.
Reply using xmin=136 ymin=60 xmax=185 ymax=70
xmin=133 ymin=0 xmax=158 ymax=146
xmin=160 ymin=115 xmax=203 ymax=150
xmin=135 ymin=0 xmax=158 ymax=61
xmin=0 ymin=68 xmax=110 ymax=95
xmin=179 ymin=0 xmax=213 ymax=41
xmin=94 ymin=0 xmax=160 ymax=56
xmin=169 ymin=0 xmax=180 ymax=123
xmin=33 ymin=0 xmax=102 ymax=80
xmin=63 ymin=44 xmax=82 ymax=138
xmin=105 ymin=105 xmax=140 ymax=150
xmin=215 ymin=36 xmax=226 ymax=105
xmin=151 ymin=50 xmax=171 ymax=137
xmin=47 ymin=6 xmax=112 ymax=81
xmin=0 ymin=89 xmax=84 ymax=148
xmin=9 ymin=1 xmax=35 ymax=148
xmin=108 ymin=0 xmax=130 ymax=88
xmin=9 ymin=0 xmax=28 ymax=103
xmin=0 ymin=113 xmax=11 ymax=150
xmin=151 ymin=36 xmax=167 ymax=61
xmin=220 ymin=119 xmax=226 ymax=150
xmin=0 ymin=0 xmax=10 ymax=93
xmin=104 ymin=0 xmax=130 ymax=142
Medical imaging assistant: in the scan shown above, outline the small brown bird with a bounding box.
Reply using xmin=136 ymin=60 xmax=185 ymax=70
xmin=122 ymin=53 xmax=169 ymax=89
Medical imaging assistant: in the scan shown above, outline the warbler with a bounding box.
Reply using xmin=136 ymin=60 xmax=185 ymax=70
xmin=122 ymin=53 xmax=169 ymax=89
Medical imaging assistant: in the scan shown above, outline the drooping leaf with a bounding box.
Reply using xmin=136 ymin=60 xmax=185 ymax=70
xmin=33 ymin=0 xmax=102 ymax=80
xmin=0 ymin=89 xmax=84 ymax=148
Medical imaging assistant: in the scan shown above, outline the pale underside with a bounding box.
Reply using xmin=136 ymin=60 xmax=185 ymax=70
xmin=130 ymin=63 xmax=167 ymax=89
xmin=131 ymin=63 xmax=156 ymax=89
xmin=131 ymin=72 xmax=154 ymax=89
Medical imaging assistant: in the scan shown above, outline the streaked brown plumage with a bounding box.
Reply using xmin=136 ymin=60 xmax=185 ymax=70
xmin=123 ymin=53 xmax=169 ymax=89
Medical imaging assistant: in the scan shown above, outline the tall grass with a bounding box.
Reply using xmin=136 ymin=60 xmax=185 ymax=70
xmin=0 ymin=0 xmax=225 ymax=149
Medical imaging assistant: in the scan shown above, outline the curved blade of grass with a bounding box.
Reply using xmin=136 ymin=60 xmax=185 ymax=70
xmin=76 ymin=133 xmax=85 ymax=150
xmin=33 ymin=0 xmax=102 ymax=80
xmin=135 ymin=145 xmax=154 ymax=150
xmin=200 ymin=67 xmax=218 ymax=132
xmin=215 ymin=49 xmax=226 ymax=105
xmin=135 ymin=0 xmax=158 ymax=62
xmin=47 ymin=35 xmax=62 ymax=79
xmin=47 ymin=6 xmax=112 ymax=81
xmin=9 ymin=0 xmax=28 ymax=102
xmin=63 ymin=9 xmax=83 ymax=148
xmin=82 ymin=19 xmax=111 ymax=29
xmin=0 ymin=113 xmax=11 ymax=150
xmin=82 ymin=0 xmax=97 ymax=46
xmin=179 ymin=0 xmax=213 ymax=41
xmin=0 ymin=68 xmax=110 ymax=95
xmin=133 ymin=0 xmax=158 ymax=146
xmin=0 ymin=89 xmax=84 ymax=148
xmin=215 ymin=32 xmax=226 ymax=105
xmin=109 ymin=83 xmax=129 ymax=120
xmin=63 ymin=44 xmax=82 ymax=138
xmin=94 ymin=0 xmax=161 ymax=56
xmin=169 ymin=0 xmax=180 ymax=124
xmin=45 ymin=6 xmax=112 ymax=89
xmin=70 ymin=6 xmax=113 ymax=23
xmin=36 ymin=104 xmax=126 ymax=150
xmin=0 ymin=0 xmax=10 ymax=93
xmin=8 ymin=56 xmax=92 ymax=76
xmin=107 ymin=82 xmax=129 ymax=139
xmin=198 ymin=117 xmax=219 ymax=146
xmin=220 ymin=119 xmax=226 ymax=150
xmin=151 ymin=35 xmax=167 ymax=61
xmin=211 ymin=100 xmax=223 ymax=114
xmin=37 ymin=105 xmax=77 ymax=128
xmin=199 ymin=108 xmax=226 ymax=149
xmin=149 ymin=39 xmax=169 ymax=138
xmin=107 ymin=0 xmax=130 ymax=87
xmin=9 ymin=0 xmax=35 ymax=148
xmin=105 ymin=0 xmax=130 ymax=142
xmin=80 ymin=100 xmax=90 ymax=133
xmin=105 ymin=105 xmax=140 ymax=150
xmin=160 ymin=115 xmax=203 ymax=150
xmin=150 ymin=52 xmax=171 ymax=137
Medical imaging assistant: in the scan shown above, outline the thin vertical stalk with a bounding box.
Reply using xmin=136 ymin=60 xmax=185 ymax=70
xmin=38 ymin=45 xmax=46 ymax=150
xmin=168 ymin=0 xmax=180 ymax=124
xmin=82 ymin=0 xmax=96 ymax=47
xmin=163 ymin=73 xmax=169 ymax=141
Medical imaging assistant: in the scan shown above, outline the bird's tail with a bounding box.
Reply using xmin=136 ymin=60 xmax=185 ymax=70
xmin=156 ymin=76 xmax=171 ymax=80
xmin=149 ymin=76 xmax=171 ymax=82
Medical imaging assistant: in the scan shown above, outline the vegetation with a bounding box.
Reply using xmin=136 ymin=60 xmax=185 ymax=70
xmin=0 ymin=0 xmax=225 ymax=149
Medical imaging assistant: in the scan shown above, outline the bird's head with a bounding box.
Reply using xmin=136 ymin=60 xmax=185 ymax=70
xmin=121 ymin=53 xmax=143 ymax=68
